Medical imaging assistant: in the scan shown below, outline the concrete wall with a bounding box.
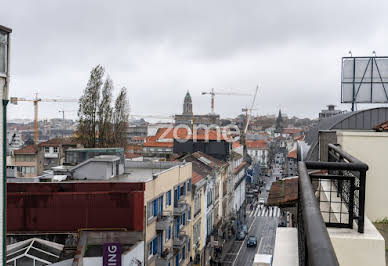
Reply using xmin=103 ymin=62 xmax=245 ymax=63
xmin=328 ymin=217 xmax=385 ymax=266
xmin=337 ymin=131 xmax=388 ymax=221
xmin=73 ymin=161 xmax=112 ymax=180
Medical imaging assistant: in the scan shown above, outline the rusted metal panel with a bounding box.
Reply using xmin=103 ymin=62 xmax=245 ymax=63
xmin=7 ymin=183 xmax=145 ymax=233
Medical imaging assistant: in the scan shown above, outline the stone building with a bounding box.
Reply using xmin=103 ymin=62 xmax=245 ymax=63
xmin=175 ymin=91 xmax=220 ymax=126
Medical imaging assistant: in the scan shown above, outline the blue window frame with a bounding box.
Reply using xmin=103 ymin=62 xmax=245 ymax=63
xmin=152 ymin=237 xmax=158 ymax=255
xmin=153 ymin=199 xmax=158 ymax=216
xmin=168 ymin=225 xmax=171 ymax=239
xmin=168 ymin=190 xmax=172 ymax=205
xmin=187 ymin=180 xmax=191 ymax=192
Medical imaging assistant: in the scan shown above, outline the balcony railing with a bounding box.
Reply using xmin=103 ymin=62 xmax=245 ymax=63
xmin=156 ymin=248 xmax=173 ymax=266
xmin=156 ymin=214 xmax=172 ymax=231
xmin=298 ymin=161 xmax=339 ymax=266
xmin=173 ymin=202 xmax=188 ymax=216
xmin=297 ymin=144 xmax=368 ymax=266
xmin=173 ymin=234 xmax=188 ymax=248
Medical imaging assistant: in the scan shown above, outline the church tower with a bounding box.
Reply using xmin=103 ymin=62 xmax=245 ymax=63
xmin=183 ymin=91 xmax=193 ymax=115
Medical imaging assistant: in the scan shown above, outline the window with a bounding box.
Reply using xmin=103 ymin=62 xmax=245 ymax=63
xmin=194 ymin=193 xmax=201 ymax=217
xmin=187 ymin=179 xmax=191 ymax=192
xmin=44 ymin=147 xmax=49 ymax=153
xmin=148 ymin=237 xmax=158 ymax=258
xmin=17 ymin=166 xmax=35 ymax=175
xmin=182 ymin=246 xmax=185 ymax=261
xmin=53 ymin=147 xmax=58 ymax=153
xmin=166 ymin=190 xmax=172 ymax=207
xmin=147 ymin=195 xmax=164 ymax=220
xmin=193 ymin=221 xmax=201 ymax=245
xmin=0 ymin=31 xmax=8 ymax=74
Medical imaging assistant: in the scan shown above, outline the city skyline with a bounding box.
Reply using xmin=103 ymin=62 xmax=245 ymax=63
xmin=2 ymin=0 xmax=388 ymax=120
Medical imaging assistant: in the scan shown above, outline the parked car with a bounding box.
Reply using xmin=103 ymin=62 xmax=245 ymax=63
xmin=241 ymin=224 xmax=248 ymax=234
xmin=236 ymin=230 xmax=246 ymax=240
xmin=247 ymin=236 xmax=257 ymax=247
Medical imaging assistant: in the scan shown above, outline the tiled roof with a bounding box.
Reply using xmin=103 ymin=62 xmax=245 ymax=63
xmin=192 ymin=151 xmax=228 ymax=168
xmin=192 ymin=170 xmax=203 ymax=184
xmin=283 ymin=128 xmax=303 ymax=135
xmin=125 ymin=153 xmax=142 ymax=159
xmin=233 ymin=161 xmax=247 ymax=175
xmin=267 ymin=177 xmax=298 ymax=206
xmin=287 ymin=149 xmax=297 ymax=159
xmin=14 ymin=145 xmax=38 ymax=155
xmin=126 ymin=144 xmax=143 ymax=151
xmin=38 ymin=137 xmax=76 ymax=147
xmin=232 ymin=141 xmax=242 ymax=149
xmin=245 ymin=140 xmax=268 ymax=149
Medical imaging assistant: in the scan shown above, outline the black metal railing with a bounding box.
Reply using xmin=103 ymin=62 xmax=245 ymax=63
xmin=305 ymin=144 xmax=368 ymax=233
xmin=297 ymin=143 xmax=368 ymax=266
xmin=298 ymin=161 xmax=339 ymax=266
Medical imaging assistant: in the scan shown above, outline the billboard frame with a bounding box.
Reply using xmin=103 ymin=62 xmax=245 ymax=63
xmin=341 ymin=56 xmax=388 ymax=111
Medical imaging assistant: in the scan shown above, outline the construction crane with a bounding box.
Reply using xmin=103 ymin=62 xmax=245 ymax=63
xmin=130 ymin=114 xmax=175 ymax=121
xmin=201 ymin=88 xmax=251 ymax=114
xmin=10 ymin=94 xmax=78 ymax=143
xmin=242 ymin=85 xmax=259 ymax=134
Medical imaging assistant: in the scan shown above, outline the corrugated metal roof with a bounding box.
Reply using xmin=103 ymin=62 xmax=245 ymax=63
xmin=305 ymin=107 xmax=388 ymax=160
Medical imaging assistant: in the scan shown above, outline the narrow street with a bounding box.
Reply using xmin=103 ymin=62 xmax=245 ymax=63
xmin=221 ymin=164 xmax=280 ymax=266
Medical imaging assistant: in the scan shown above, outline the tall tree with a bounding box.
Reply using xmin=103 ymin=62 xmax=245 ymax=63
xmin=77 ymin=65 xmax=104 ymax=147
xmin=113 ymin=87 xmax=130 ymax=147
xmin=97 ymin=77 xmax=113 ymax=147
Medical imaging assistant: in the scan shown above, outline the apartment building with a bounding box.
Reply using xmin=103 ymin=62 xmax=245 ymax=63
xmin=246 ymin=139 xmax=269 ymax=166
xmin=13 ymin=144 xmax=44 ymax=177
xmin=38 ymin=137 xmax=77 ymax=169
xmin=124 ymin=161 xmax=193 ymax=266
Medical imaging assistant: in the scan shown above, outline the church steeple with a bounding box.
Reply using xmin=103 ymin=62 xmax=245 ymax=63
xmin=183 ymin=91 xmax=193 ymax=115
xmin=275 ymin=109 xmax=283 ymax=133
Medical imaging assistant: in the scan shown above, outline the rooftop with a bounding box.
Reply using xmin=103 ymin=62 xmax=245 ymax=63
xmin=245 ymin=139 xmax=268 ymax=149
xmin=14 ymin=145 xmax=38 ymax=155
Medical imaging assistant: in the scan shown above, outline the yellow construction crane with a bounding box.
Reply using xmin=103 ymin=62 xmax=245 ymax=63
xmin=201 ymin=88 xmax=251 ymax=114
xmin=10 ymin=94 xmax=78 ymax=143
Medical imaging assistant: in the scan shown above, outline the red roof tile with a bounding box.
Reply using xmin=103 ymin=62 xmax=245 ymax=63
xmin=245 ymin=140 xmax=268 ymax=149
xmin=14 ymin=145 xmax=38 ymax=155
xmin=287 ymin=149 xmax=297 ymax=159
xmin=192 ymin=170 xmax=203 ymax=184
xmin=125 ymin=153 xmax=142 ymax=159
xmin=282 ymin=128 xmax=303 ymax=135
xmin=233 ymin=141 xmax=242 ymax=149
xmin=233 ymin=161 xmax=247 ymax=175
xmin=267 ymin=177 xmax=298 ymax=206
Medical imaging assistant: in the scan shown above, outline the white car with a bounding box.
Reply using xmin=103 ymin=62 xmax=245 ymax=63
xmin=259 ymin=197 xmax=265 ymax=205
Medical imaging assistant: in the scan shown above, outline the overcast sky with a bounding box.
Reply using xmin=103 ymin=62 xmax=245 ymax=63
xmin=2 ymin=0 xmax=388 ymax=121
